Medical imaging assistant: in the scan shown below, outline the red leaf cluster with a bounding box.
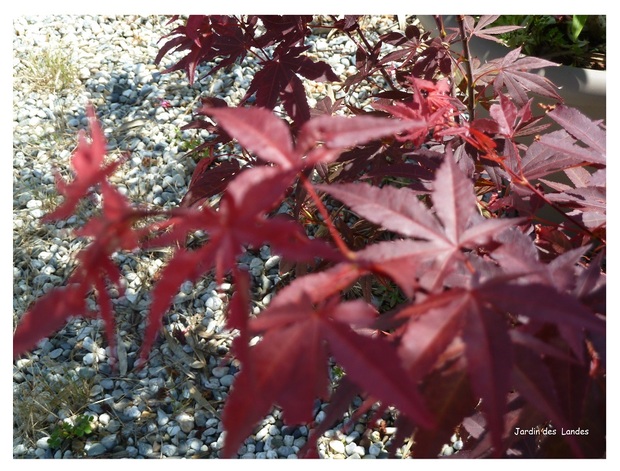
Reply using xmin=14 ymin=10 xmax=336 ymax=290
xmin=14 ymin=15 xmax=605 ymax=459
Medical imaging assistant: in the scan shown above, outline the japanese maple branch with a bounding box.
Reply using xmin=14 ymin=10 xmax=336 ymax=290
xmin=344 ymin=25 xmax=396 ymax=91
xmin=432 ymin=15 xmax=446 ymax=39
xmin=457 ymin=15 xmax=475 ymax=121
xmin=301 ymin=175 xmax=354 ymax=258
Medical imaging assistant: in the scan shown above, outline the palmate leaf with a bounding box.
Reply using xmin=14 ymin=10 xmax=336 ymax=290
xmin=221 ymin=300 xmax=330 ymax=457
xmin=511 ymin=344 xmax=583 ymax=456
xmin=254 ymin=15 xmax=314 ymax=48
xmin=138 ymin=109 xmax=418 ymax=362
xmin=317 ymin=182 xmax=444 ymax=241
xmin=547 ymin=105 xmax=606 ymax=160
xmin=399 ymin=298 xmax=466 ymax=380
xmin=222 ymin=285 xmax=435 ymax=457
xmin=296 ymin=113 xmax=424 ymax=158
xmin=203 ymin=106 xmax=417 ymax=170
xmin=139 ymin=165 xmax=340 ymax=362
xmin=521 ymin=130 xmax=604 ymax=181
xmin=392 ymin=275 xmax=604 ymax=456
xmin=179 ymin=159 xmax=242 ymax=209
xmin=461 ymin=295 xmax=513 ymax=455
xmin=204 ymin=107 xmax=296 ymax=168
xmin=475 ymin=47 xmax=561 ymax=105
xmin=14 ymin=112 xmax=155 ymax=361
xmin=318 ymin=152 xmax=521 ymax=290
xmin=464 ymin=15 xmax=524 ymax=43
xmin=393 ymin=288 xmax=512 ymax=455
xmin=404 ymin=354 xmax=478 ymax=458
xmin=489 ymin=94 xmax=549 ymax=140
xmin=353 ymin=239 xmax=444 ymax=297
xmin=13 ymin=285 xmax=91 ymax=357
xmin=432 ymin=148 xmax=478 ymax=244
xmin=155 ymin=15 xmax=249 ymax=84
xmin=242 ymin=45 xmax=338 ymax=126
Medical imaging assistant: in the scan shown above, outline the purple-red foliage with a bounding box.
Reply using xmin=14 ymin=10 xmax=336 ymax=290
xmin=14 ymin=15 xmax=605 ymax=458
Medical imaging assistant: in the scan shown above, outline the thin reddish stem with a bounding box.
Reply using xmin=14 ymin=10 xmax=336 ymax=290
xmin=300 ymin=175 xmax=355 ymax=259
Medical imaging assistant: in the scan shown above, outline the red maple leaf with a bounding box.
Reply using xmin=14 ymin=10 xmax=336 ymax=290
xmin=474 ymin=47 xmax=561 ymax=105
xmin=221 ymin=264 xmax=435 ymax=457
xmin=14 ymin=107 xmax=161 ymax=362
xmin=318 ymin=149 xmax=522 ymax=292
xmin=43 ymin=106 xmax=123 ymax=222
xmin=14 ymin=176 xmax=154 ymax=361
xmin=243 ymin=44 xmax=338 ymax=126
xmin=138 ymin=107 xmax=417 ymax=361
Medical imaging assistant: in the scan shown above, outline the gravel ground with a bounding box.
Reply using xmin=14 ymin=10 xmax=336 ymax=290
xmin=12 ymin=14 xmax=459 ymax=459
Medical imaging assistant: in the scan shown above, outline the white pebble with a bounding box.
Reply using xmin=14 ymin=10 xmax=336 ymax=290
xmin=36 ymin=437 xmax=51 ymax=450
xmin=83 ymin=352 xmax=97 ymax=365
xmin=205 ymin=296 xmax=222 ymax=311
xmin=264 ymin=255 xmax=280 ymax=270
xmin=98 ymin=413 xmax=110 ymax=426
xmin=255 ymin=426 xmax=270 ymax=441
xmin=329 ymin=440 xmax=345 ymax=454
xmin=344 ymin=442 xmax=358 ymax=455
xmin=26 ymin=199 xmax=42 ymax=209
xmin=188 ymin=438 xmax=203 ymax=451
xmin=157 ymin=409 xmax=169 ymax=426
xmin=315 ymin=39 xmax=328 ymax=51
xmin=176 ymin=413 xmax=194 ymax=433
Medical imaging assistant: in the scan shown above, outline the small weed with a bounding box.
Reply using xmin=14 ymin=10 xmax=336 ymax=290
xmin=47 ymin=414 xmax=94 ymax=450
xmin=13 ymin=361 xmax=94 ymax=449
xmin=174 ymin=128 xmax=212 ymax=162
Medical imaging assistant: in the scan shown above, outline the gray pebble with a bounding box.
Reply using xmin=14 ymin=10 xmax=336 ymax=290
xmin=106 ymin=419 xmax=121 ymax=433
xmin=124 ymin=405 xmax=141 ymax=420
xmin=87 ymin=442 xmax=107 ymax=456
xmin=162 ymin=444 xmax=178 ymax=456
xmin=219 ymin=374 xmax=235 ymax=387
xmin=187 ymin=438 xmax=203 ymax=451
xmin=138 ymin=441 xmax=154 ymax=457
xmin=345 ymin=441 xmax=358 ymax=455
xmin=49 ymin=348 xmax=64 ymax=359
xmin=157 ymin=409 xmax=170 ymax=426
xmin=211 ymin=365 xmax=229 ymax=378
xmin=368 ymin=443 xmax=382 ymax=456
xmin=277 ymin=445 xmax=295 ymax=457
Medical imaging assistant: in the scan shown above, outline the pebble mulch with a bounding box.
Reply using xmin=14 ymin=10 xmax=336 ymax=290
xmin=12 ymin=14 xmax=459 ymax=459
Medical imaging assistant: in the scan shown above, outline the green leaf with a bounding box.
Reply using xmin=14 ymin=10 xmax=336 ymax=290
xmin=570 ymin=15 xmax=588 ymax=42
